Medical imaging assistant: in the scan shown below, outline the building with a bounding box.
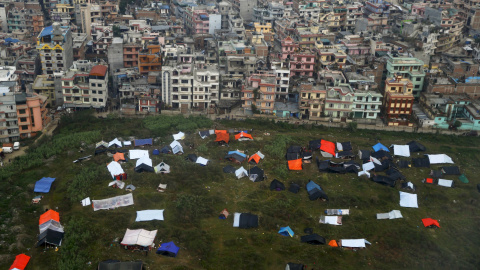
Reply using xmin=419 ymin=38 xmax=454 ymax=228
xmin=138 ymin=44 xmax=162 ymax=75
xmin=324 ymin=84 xmax=354 ymax=119
xmin=123 ymin=43 xmax=140 ymax=68
xmin=281 ymin=36 xmax=298 ymax=60
xmin=0 ymin=89 xmax=19 ymax=143
xmin=32 ymin=75 xmax=56 ymax=107
xmin=37 ymin=23 xmax=73 ymax=75
xmin=352 ymin=89 xmax=383 ymax=119
xmin=383 ymin=75 xmax=415 ymax=126
xmin=72 ymin=33 xmax=88 ymax=61
xmin=15 ymin=92 xmax=48 ymax=139
xmin=107 ymin=37 xmax=124 ymax=76
xmin=385 ymin=54 xmax=425 ymax=98
xmin=16 ymin=54 xmax=41 ymax=86
xmin=290 ymin=52 xmax=315 ymax=77
xmin=298 ymin=83 xmax=326 ymax=120
xmin=241 ymin=73 xmax=276 ymax=113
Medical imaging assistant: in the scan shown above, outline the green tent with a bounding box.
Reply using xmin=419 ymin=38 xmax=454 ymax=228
xmin=459 ymin=174 xmax=469 ymax=183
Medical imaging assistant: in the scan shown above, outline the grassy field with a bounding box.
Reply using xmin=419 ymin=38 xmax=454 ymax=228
xmin=1 ymin=111 xmax=480 ymax=270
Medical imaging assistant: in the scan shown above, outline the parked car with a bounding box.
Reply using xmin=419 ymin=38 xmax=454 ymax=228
xmin=13 ymin=142 xmax=20 ymax=150
xmin=3 ymin=147 xmax=13 ymax=153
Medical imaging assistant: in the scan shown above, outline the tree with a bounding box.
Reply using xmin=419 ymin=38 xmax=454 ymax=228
xmin=453 ymin=120 xmax=462 ymax=128
xmin=112 ymin=25 xmax=121 ymax=37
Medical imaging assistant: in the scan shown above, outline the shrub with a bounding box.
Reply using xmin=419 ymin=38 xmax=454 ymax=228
xmin=348 ymin=121 xmax=358 ymax=132
xmin=264 ymin=135 xmax=292 ymax=159
xmin=58 ymin=216 xmax=94 ymax=270
xmin=175 ymin=194 xmax=214 ymax=224
xmin=67 ymin=165 xmax=105 ymax=203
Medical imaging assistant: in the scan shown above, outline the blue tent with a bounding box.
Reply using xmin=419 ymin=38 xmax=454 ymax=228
xmin=227 ymin=150 xmax=247 ymax=158
xmin=306 ymin=180 xmax=328 ymax=201
xmin=134 ymin=138 xmax=153 ymax=146
xmin=34 ymin=177 xmax=56 ymax=193
xmin=152 ymin=149 xmax=160 ymax=155
xmin=372 ymin=142 xmax=389 ymax=152
xmin=156 ymin=241 xmax=179 ymax=257
xmin=278 ymin=226 xmax=294 ymax=237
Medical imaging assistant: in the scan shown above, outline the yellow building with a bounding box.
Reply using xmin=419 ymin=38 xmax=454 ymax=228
xmin=32 ymin=75 xmax=56 ymax=107
xmin=254 ymin=22 xmax=272 ymax=33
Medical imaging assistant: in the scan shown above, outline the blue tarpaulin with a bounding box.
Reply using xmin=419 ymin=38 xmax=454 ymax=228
xmin=372 ymin=143 xmax=389 ymax=152
xmin=306 ymin=180 xmax=322 ymax=192
xmin=4 ymin=37 xmax=19 ymax=43
xmin=134 ymin=138 xmax=153 ymax=146
xmin=152 ymin=149 xmax=160 ymax=155
xmin=39 ymin=26 xmax=53 ymax=38
xmin=278 ymin=226 xmax=294 ymax=237
xmin=34 ymin=177 xmax=56 ymax=193
xmin=117 ymin=74 xmax=127 ymax=78
xmin=227 ymin=150 xmax=247 ymax=158
xmin=199 ymin=14 xmax=208 ymax=20
xmin=156 ymin=241 xmax=179 ymax=257
xmin=160 ymin=5 xmax=170 ymax=9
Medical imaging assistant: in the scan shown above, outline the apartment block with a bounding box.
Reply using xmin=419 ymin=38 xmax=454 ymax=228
xmin=37 ymin=23 xmax=73 ymax=75
xmin=385 ymin=54 xmax=425 ymax=98
xmin=383 ymin=75 xmax=414 ymax=126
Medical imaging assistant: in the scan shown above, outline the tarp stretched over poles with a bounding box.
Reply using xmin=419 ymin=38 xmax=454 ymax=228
xmin=92 ymin=193 xmax=134 ymax=211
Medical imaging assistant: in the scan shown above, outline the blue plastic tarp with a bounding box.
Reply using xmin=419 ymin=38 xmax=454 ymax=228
xmin=34 ymin=177 xmax=56 ymax=193
xmin=117 ymin=74 xmax=127 ymax=78
xmin=278 ymin=226 xmax=294 ymax=237
xmin=306 ymin=180 xmax=322 ymax=192
xmin=134 ymin=138 xmax=153 ymax=146
xmin=4 ymin=37 xmax=19 ymax=43
xmin=156 ymin=241 xmax=179 ymax=257
xmin=152 ymin=149 xmax=160 ymax=155
xmin=372 ymin=142 xmax=389 ymax=152
xmin=227 ymin=151 xmax=247 ymax=158
xmin=39 ymin=26 xmax=53 ymax=38
xmin=199 ymin=14 xmax=208 ymax=20
xmin=160 ymin=5 xmax=170 ymax=9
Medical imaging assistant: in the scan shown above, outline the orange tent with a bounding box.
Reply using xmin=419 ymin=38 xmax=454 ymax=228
xmin=422 ymin=218 xmax=440 ymax=228
xmin=39 ymin=209 xmax=60 ymax=225
xmin=215 ymin=130 xmax=227 ymax=135
xmin=249 ymin=154 xmax=261 ymax=164
xmin=9 ymin=254 xmax=30 ymax=270
xmin=113 ymin=152 xmax=125 ymax=162
xmin=425 ymin=178 xmax=434 ymax=184
xmin=235 ymin=132 xmax=253 ymax=140
xmin=288 ymin=159 xmax=303 ymax=170
xmin=320 ymin=139 xmax=336 ymax=156
xmin=215 ymin=132 xmax=230 ymax=144
xmin=328 ymin=240 xmax=338 ymax=247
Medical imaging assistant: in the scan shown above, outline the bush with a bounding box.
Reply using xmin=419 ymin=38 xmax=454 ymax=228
xmin=58 ymin=216 xmax=94 ymax=270
xmin=348 ymin=121 xmax=358 ymax=132
xmin=264 ymin=135 xmax=292 ymax=159
xmin=197 ymin=144 xmax=208 ymax=154
xmin=67 ymin=165 xmax=105 ymax=203
xmin=175 ymin=194 xmax=214 ymax=224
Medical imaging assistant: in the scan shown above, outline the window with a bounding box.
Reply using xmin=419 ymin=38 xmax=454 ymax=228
xmin=345 ymin=96 xmax=350 ymax=101
xmin=91 ymin=83 xmax=96 ymax=87
xmin=98 ymin=91 xmax=103 ymax=95
xmin=369 ymin=112 xmax=375 ymax=116
xmin=84 ymin=98 xmax=89 ymax=102
xmin=21 ymin=125 xmax=28 ymax=130
xmin=372 ymin=97 xmax=377 ymax=101
xmin=98 ymin=84 xmax=102 ymax=87
xmin=416 ymin=77 xmax=421 ymax=81
xmin=20 ymin=117 xmax=27 ymax=122
xmin=371 ymin=105 xmax=376 ymax=109
xmin=92 ymin=90 xmax=97 ymax=94
xmin=83 ymin=90 xmax=88 ymax=95
xmin=19 ymin=109 xmax=26 ymax=114
xmin=181 ymin=80 xmax=188 ymax=84
xmin=391 ymin=87 xmax=396 ymax=90
xmin=329 ymin=103 xmax=334 ymax=108
xmin=344 ymin=104 xmax=348 ymax=109
xmin=414 ymin=85 xmax=421 ymax=89
xmin=93 ymin=98 xmax=97 ymax=102
xmin=356 ymin=104 xmax=361 ymax=108
xmin=357 ymin=96 xmax=362 ymax=101
xmin=99 ymin=99 xmax=103 ymax=102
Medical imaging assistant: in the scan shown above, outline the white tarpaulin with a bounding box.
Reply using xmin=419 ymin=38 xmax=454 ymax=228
xmin=319 ymin=216 xmax=342 ymax=225
xmin=233 ymin=212 xmax=241 ymax=227
xmin=121 ymin=229 xmax=157 ymax=247
xmin=377 ymin=210 xmax=403 ymax=220
xmin=135 ymin=210 xmax=164 ymax=221
xmin=438 ymin=179 xmax=453 ymax=187
xmin=108 ymin=138 xmax=122 ymax=148
xmin=399 ymin=191 xmax=418 ymax=208
xmin=170 ymin=141 xmax=183 ymax=154
xmin=370 ymin=157 xmax=382 ymax=165
xmin=107 ymin=161 xmax=124 ymax=178
xmin=341 ymin=239 xmax=371 ymax=248
xmin=235 ymin=167 xmax=248 ymax=179
xmin=136 ymin=156 xmax=152 ymax=167
xmin=108 ymin=180 xmax=125 ymax=189
xmin=427 ymin=154 xmax=454 ymax=164
xmin=173 ymin=132 xmax=185 ymax=140
xmin=196 ymin=156 xmax=209 ymax=166
xmin=362 ymin=161 xmax=375 ymax=171
xmin=358 ymin=170 xmax=371 ymax=178
xmin=336 ymin=142 xmax=343 ymax=151
xmin=123 ymin=141 xmax=132 ymax=146
xmin=39 ymin=220 xmax=64 ymax=234
xmin=81 ymin=197 xmax=91 ymax=206
xmin=256 ymin=151 xmax=265 ymax=159
xmin=393 ymin=145 xmax=410 ymax=157
xmin=129 ymin=150 xmax=149 ymax=159
xmin=92 ymin=193 xmax=134 ymax=211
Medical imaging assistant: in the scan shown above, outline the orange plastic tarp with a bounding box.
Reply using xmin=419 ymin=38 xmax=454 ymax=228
xmin=215 ymin=132 xmax=230 ymax=143
xmin=215 ymin=130 xmax=227 ymax=134
xmin=113 ymin=152 xmax=125 ymax=162
xmin=39 ymin=209 xmax=60 ymax=225
xmin=249 ymin=154 xmax=261 ymax=164
xmin=9 ymin=254 xmax=30 ymax=270
xmin=235 ymin=132 xmax=253 ymax=140
xmin=328 ymin=240 xmax=338 ymax=247
xmin=422 ymin=218 xmax=440 ymax=228
xmin=426 ymin=178 xmax=434 ymax=184
xmin=288 ymin=159 xmax=303 ymax=170
xmin=320 ymin=139 xmax=336 ymax=156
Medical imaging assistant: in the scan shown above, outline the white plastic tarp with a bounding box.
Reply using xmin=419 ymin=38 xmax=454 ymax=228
xmin=427 ymin=154 xmax=454 ymax=164
xmin=136 ymin=156 xmax=152 ymax=167
xmin=135 ymin=210 xmax=165 ymax=222
xmin=336 ymin=142 xmax=343 ymax=151
xmin=235 ymin=167 xmax=248 ymax=179
xmin=123 ymin=141 xmax=132 ymax=146
xmin=154 ymin=162 xmax=170 ymax=174
xmin=320 ymin=216 xmax=342 ymax=225
xmin=107 ymin=161 xmax=125 ymax=178
xmin=370 ymin=157 xmax=382 ymax=165
xmin=81 ymin=197 xmax=91 ymax=206
xmin=121 ymin=229 xmax=157 ymax=247
xmin=377 ymin=210 xmax=403 ymax=220
xmin=321 ymin=151 xmax=334 ymax=158
xmin=362 ymin=162 xmax=375 ymax=171
xmin=196 ymin=156 xmax=209 ymax=166
xmin=39 ymin=220 xmax=64 ymax=234
xmin=108 ymin=180 xmax=125 ymax=189
xmin=399 ymin=191 xmax=418 ymax=208
xmin=256 ymin=151 xmax=265 ymax=159
xmin=129 ymin=150 xmax=149 ymax=159
xmin=341 ymin=239 xmax=371 ymax=248
xmin=170 ymin=141 xmax=183 ymax=154
xmin=108 ymin=138 xmax=122 ymax=148
xmin=92 ymin=193 xmax=134 ymax=211
xmin=173 ymin=132 xmax=185 ymax=140
xmin=233 ymin=212 xmax=241 ymax=227
xmin=393 ymin=145 xmax=410 ymax=157
xmin=438 ymin=179 xmax=453 ymax=187
xmin=358 ymin=170 xmax=371 ymax=178
xmin=407 ymin=182 xmax=414 ymax=189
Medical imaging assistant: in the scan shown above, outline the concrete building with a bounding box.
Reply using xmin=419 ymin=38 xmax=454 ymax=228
xmin=298 ymin=83 xmax=327 ymax=120
xmin=281 ymin=36 xmax=299 ymax=60
xmin=107 ymin=37 xmax=124 ymax=76
xmin=0 ymin=2 xmax=10 ymax=32
xmin=352 ymin=89 xmax=383 ymax=119
xmin=123 ymin=43 xmax=141 ymax=68
xmin=32 ymin=75 xmax=56 ymax=107
xmin=0 ymin=89 xmax=19 ymax=143
xmin=16 ymin=54 xmax=41 ymax=86
xmin=230 ymin=0 xmax=256 ymax=22
xmin=138 ymin=44 xmax=162 ymax=75
xmin=383 ymin=74 xmax=415 ymax=126
xmin=385 ymin=54 xmax=425 ymax=98
xmin=324 ymin=84 xmax=354 ymax=119
xmin=15 ymin=92 xmax=47 ymax=139
xmin=72 ymin=33 xmax=88 ymax=61
xmin=290 ymin=52 xmax=315 ymax=77
xmin=37 ymin=23 xmax=73 ymax=75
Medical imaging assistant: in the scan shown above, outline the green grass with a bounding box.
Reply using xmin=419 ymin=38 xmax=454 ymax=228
xmin=0 ymin=111 xmax=479 ymax=269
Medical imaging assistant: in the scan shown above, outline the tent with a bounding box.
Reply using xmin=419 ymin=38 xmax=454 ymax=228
xmin=37 ymin=229 xmax=64 ymax=247
xmin=358 ymin=150 xmax=371 ymax=161
xmin=412 ymin=157 xmax=430 ymax=168
xmin=34 ymin=177 xmax=56 ymax=193
xmin=170 ymin=141 xmax=183 ymax=154
xmin=306 ymin=180 xmax=328 ymax=201
xmin=135 ymin=210 xmax=164 ymax=222
xmin=97 ymin=260 xmax=143 ymax=270
xmin=459 ymin=174 xmax=469 ymax=183
xmin=427 ymin=154 xmax=454 ymax=164
xmin=235 ymin=132 xmax=253 ymax=141
xmin=108 ymin=138 xmax=122 ymax=148
xmin=173 ymin=132 xmax=185 ymax=140
xmin=248 ymin=166 xmax=264 ymax=182
xmin=340 ymin=239 xmax=371 ymax=248
xmin=309 ymin=139 xmax=321 ymax=150
xmin=328 ymin=240 xmax=338 ymax=247
xmin=319 ymin=216 xmax=342 ymax=225
xmin=401 ymin=182 xmax=416 ymax=192
xmin=336 ymin=151 xmax=355 ymax=159
xmin=9 ymin=254 xmax=30 ymax=270
xmin=223 ymin=165 xmax=236 ymax=174
xmin=407 ymin=141 xmax=426 ymax=152
xmin=325 ymin=209 xmax=350 ymax=215
xmin=156 ymin=241 xmax=180 ymax=257
xmin=113 ymin=152 xmax=126 ymax=162
xmin=377 ymin=210 xmax=403 ymax=220
xmin=95 ymin=148 xmax=108 ymax=155
xmin=154 ymin=162 xmax=170 ymax=174
xmin=92 ymin=193 xmax=134 ymax=211
xmin=233 ymin=213 xmax=259 ymax=228
xmin=286 ymin=263 xmax=305 ymax=270
xmin=422 ymin=218 xmax=440 ymax=228
xmin=81 ymin=197 xmax=91 ymax=206
xmin=123 ymin=141 xmax=132 ymax=147
xmin=287 ymin=146 xmax=303 ymax=154
xmin=248 ymin=153 xmax=261 ymax=164
xmin=108 ymin=180 xmax=125 ymax=189
xmin=288 ymin=159 xmax=303 ymax=170
xmin=438 ymin=179 xmax=454 ymax=187
xmin=135 ymin=156 xmax=153 ymax=170
xmin=135 ymin=163 xmax=154 ymax=173
xmin=397 ymin=160 xmax=410 ymax=168
xmin=96 ymin=141 xmax=108 ymax=149
xmin=320 ymin=139 xmax=336 ymax=156
xmin=121 ymin=229 xmax=157 ymax=247
xmin=442 ymin=166 xmax=461 ymax=175
xmin=399 ymin=191 xmax=418 ymax=208
xmin=424 ymin=178 xmax=435 ymax=184
xmin=288 ymin=183 xmax=300 ymax=194
xmin=39 ymin=219 xmax=64 ymax=234
xmin=126 ymin=184 xmax=136 ymax=191
xmin=225 ymin=150 xmax=247 ymax=163
xmin=337 ymin=141 xmax=352 ymax=152
xmin=160 ymin=146 xmax=171 ymax=154
xmin=278 ymin=226 xmax=294 ymax=237
xmin=134 ymin=138 xmax=153 ymax=146
xmin=302 ymin=150 xmax=313 ymax=160
xmin=219 ymin=209 xmax=229 ymax=219
xmin=371 ymin=150 xmax=392 ymax=160
xmin=386 ymin=168 xmax=406 ymax=181
xmin=199 ymin=130 xmax=210 ymax=139
xmin=372 ymin=143 xmax=389 ymax=152
xmin=215 ymin=131 xmax=230 ymax=144
xmin=362 ymin=161 xmax=375 ymax=171
xmin=39 ymin=210 xmax=60 ymax=225
xmin=301 ymin=234 xmax=326 ymax=245
xmin=270 ymin=179 xmax=285 ymax=191
xmin=107 ymin=161 xmax=125 ymax=179
xmin=152 ymin=149 xmax=160 ymax=155
xmin=196 ymin=156 xmax=209 ymax=166
xmin=371 ymin=175 xmax=396 ymax=187
xmin=392 ymin=145 xmax=410 ymax=157
xmin=430 ymin=170 xmax=443 ymax=178
xmin=129 ymin=150 xmax=149 ymax=159
xmin=235 ymin=167 xmax=249 ymax=179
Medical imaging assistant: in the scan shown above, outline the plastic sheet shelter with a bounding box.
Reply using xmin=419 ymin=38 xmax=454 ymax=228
xmin=427 ymin=154 xmax=454 ymax=164
xmin=422 ymin=218 xmax=440 ymax=228
xmin=288 ymin=159 xmax=303 ymax=170
xmin=392 ymin=145 xmax=410 ymax=157
xmin=108 ymin=138 xmax=122 ymax=148
xmin=170 ymin=140 xmax=183 ymax=154
xmin=113 ymin=152 xmax=125 ymax=162
xmin=107 ymin=161 xmax=125 ymax=179
xmin=278 ymin=226 xmax=294 ymax=237
xmin=121 ymin=229 xmax=157 ymax=247
xmin=235 ymin=131 xmax=253 ymax=141
xmin=39 ymin=219 xmax=64 ymax=234
xmin=319 ymin=216 xmax=342 ymax=225
xmin=372 ymin=142 xmax=389 ymax=152
xmin=173 ymin=132 xmax=185 ymax=140
xmin=301 ymin=234 xmax=326 ymax=245
xmin=233 ymin=213 xmax=259 ymax=228
xmin=215 ymin=131 xmax=230 ymax=144
xmin=34 ymin=177 xmax=56 ymax=193
xmin=156 ymin=241 xmax=180 ymax=257
xmin=248 ymin=153 xmax=261 ymax=164
xmin=135 ymin=210 xmax=164 ymax=222
xmin=134 ymin=138 xmax=153 ymax=146
xmin=235 ymin=166 xmax=248 ymax=179
xmin=37 ymin=229 xmax=64 ymax=247
xmin=92 ymin=193 xmax=134 ymax=211
xmin=39 ymin=209 xmax=60 ymax=225
xmin=399 ymin=191 xmax=418 ymax=208
xmin=154 ymin=162 xmax=170 ymax=174
xmin=320 ymin=139 xmax=336 ymax=156
xmin=9 ymin=254 xmax=30 ymax=270
xmin=129 ymin=150 xmax=149 ymax=159
xmin=340 ymin=239 xmax=371 ymax=248
xmin=377 ymin=210 xmax=403 ymax=220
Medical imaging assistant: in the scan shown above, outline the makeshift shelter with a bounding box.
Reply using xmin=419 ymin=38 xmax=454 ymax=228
xmin=328 ymin=240 xmax=338 ymax=247
xmin=371 ymin=175 xmax=396 ymax=187
xmin=123 ymin=141 xmax=132 ymax=146
xmin=309 ymin=139 xmax=321 ymax=150
xmin=9 ymin=254 xmax=30 ymax=270
xmin=235 ymin=131 xmax=253 ymax=141
xmin=126 ymin=184 xmax=136 ymax=192
xmin=39 ymin=210 xmax=60 ymax=225
xmin=173 ymin=132 xmax=185 ymax=140
xmin=39 ymin=219 xmax=64 ymax=234
xmin=37 ymin=229 xmax=64 ymax=247
xmin=401 ymin=182 xmax=416 ymax=192
xmin=235 ymin=167 xmax=249 ymax=179
xmin=233 ymin=213 xmax=259 ymax=228
xmin=34 ymin=177 xmax=56 ymax=193
xmin=107 ymin=161 xmax=125 ymax=179
xmin=325 ymin=209 xmax=350 ymax=215
xmin=372 ymin=142 xmax=389 ymax=152
xmin=302 ymin=150 xmax=313 ymax=161
xmin=427 ymin=154 xmax=454 ymax=164
xmin=278 ymin=226 xmax=294 ymax=237
xmin=412 ymin=157 xmax=430 ymax=168
xmin=219 ymin=209 xmax=229 ymax=219
xmin=170 ymin=141 xmax=183 ymax=154
xmin=108 ymin=180 xmax=125 ymax=189
xmin=407 ymin=141 xmax=426 ymax=152
xmin=81 ymin=197 xmax=91 ymax=206
xmin=320 ymin=139 xmax=336 ymax=156
xmin=358 ymin=150 xmax=371 ymax=161
xmin=160 ymin=146 xmax=171 ymax=154
xmin=459 ymin=174 xmax=469 ymax=183
xmin=430 ymin=170 xmax=443 ymax=178
xmin=336 ymin=151 xmax=355 ymax=159
xmin=424 ymin=178 xmax=435 ymax=184
xmin=306 ymin=180 xmax=328 ymax=201
xmin=287 ymin=145 xmax=303 ymax=153
xmin=301 ymin=234 xmax=326 ymax=245
xmin=215 ymin=130 xmax=230 ymax=144
xmin=377 ymin=210 xmax=403 ymax=220
xmin=96 ymin=140 xmax=108 ymax=149
xmin=286 ymin=263 xmax=305 ymax=270
xmin=95 ymin=148 xmax=108 ymax=155
xmin=121 ymin=229 xmax=157 ymax=248
xmin=422 ymin=218 xmax=440 ymax=228
xmin=438 ymin=179 xmax=454 ymax=187
xmin=199 ymin=130 xmax=210 ymax=139
xmin=225 ymin=150 xmax=247 ymax=163
xmin=288 ymin=159 xmax=303 ymax=170
xmin=248 ymin=166 xmax=264 ymax=182
xmin=399 ymin=191 xmax=418 ymax=208
xmin=397 ymin=160 xmax=410 ymax=168
xmin=337 ymin=141 xmax=352 ymax=151
xmin=340 ymin=239 xmax=371 ymax=248
xmin=386 ymin=168 xmax=406 ymax=181
xmin=248 ymin=153 xmax=261 ymax=164
xmin=152 ymin=149 xmax=160 ymax=155
xmin=319 ymin=216 xmax=342 ymax=225
xmin=392 ymin=145 xmax=410 ymax=157
xmin=97 ymin=260 xmax=143 ymax=270
xmin=73 ymin=155 xmax=92 ymax=163
xmin=113 ymin=152 xmax=126 ymax=162
xmin=92 ymin=193 xmax=134 ymax=211
xmin=135 ymin=156 xmax=154 ymax=173
xmin=288 ymin=183 xmax=300 ymax=194
xmin=134 ymin=138 xmax=153 ymax=147
xmin=270 ymin=179 xmax=285 ymax=191
xmin=442 ymin=166 xmax=461 ymax=175
xmin=154 ymin=162 xmax=170 ymax=174
xmin=129 ymin=150 xmax=149 ymax=159
xmin=108 ymin=138 xmax=122 ymax=148
xmin=223 ymin=165 xmax=236 ymax=174
xmin=195 ymin=157 xmax=209 ymax=166
xmin=156 ymin=241 xmax=180 ymax=257
xmin=135 ymin=210 xmax=164 ymax=222
xmin=371 ymin=150 xmax=392 ymax=160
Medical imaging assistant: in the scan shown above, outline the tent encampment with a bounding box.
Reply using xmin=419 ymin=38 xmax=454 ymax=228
xmin=235 ymin=131 xmax=253 ymax=141
xmin=306 ymin=180 xmax=328 ymax=201
xmin=107 ymin=161 xmax=125 ymax=179
xmin=39 ymin=210 xmax=60 ymax=226
xmin=92 ymin=193 xmax=134 ymax=211
xmin=233 ymin=213 xmax=259 ymax=228
xmin=121 ymin=229 xmax=157 ymax=247
xmin=301 ymin=234 xmax=326 ymax=245
xmin=288 ymin=183 xmax=300 ymax=194
xmin=270 ymin=179 xmax=285 ymax=191
xmin=156 ymin=241 xmax=180 ymax=257
xmin=248 ymin=153 xmax=261 ymax=164
xmin=412 ymin=157 xmax=430 ymax=168
xmin=173 ymin=132 xmax=185 ymax=141
xmin=320 ymin=139 xmax=336 ymax=156
xmin=135 ymin=156 xmax=154 ymax=173
xmin=135 ymin=210 xmax=164 ymax=222
xmin=337 ymin=141 xmax=352 ymax=151
xmin=288 ymin=159 xmax=303 ymax=170
xmin=427 ymin=154 xmax=454 ymax=164
xmin=407 ymin=141 xmax=426 ymax=152
xmin=225 ymin=150 xmax=247 ymax=163
xmin=9 ymin=254 xmax=30 ymax=270
xmin=248 ymin=166 xmax=264 ymax=182
xmin=97 ymin=260 xmax=143 ymax=270
xmin=392 ymin=145 xmax=410 ymax=157
xmin=422 ymin=218 xmax=440 ymax=228
xmin=37 ymin=229 xmax=64 ymax=247
xmin=34 ymin=177 xmax=56 ymax=193
xmin=113 ymin=152 xmax=126 ymax=162
xmin=442 ymin=166 xmax=461 ymax=175
xmin=215 ymin=130 xmax=230 ymax=144
xmin=372 ymin=142 xmax=389 ymax=152
xmin=134 ymin=138 xmax=153 ymax=147
xmin=399 ymin=191 xmax=418 ymax=208
xmin=319 ymin=215 xmax=342 ymax=225
xmin=377 ymin=210 xmax=403 ymax=220
xmin=129 ymin=150 xmax=149 ymax=159
xmin=235 ymin=167 xmax=249 ymax=179
xmin=154 ymin=162 xmax=170 ymax=174
xmin=108 ymin=138 xmax=122 ymax=148
xmin=278 ymin=226 xmax=294 ymax=237
xmin=438 ymin=179 xmax=454 ymax=187
xmin=170 ymin=141 xmax=183 ymax=154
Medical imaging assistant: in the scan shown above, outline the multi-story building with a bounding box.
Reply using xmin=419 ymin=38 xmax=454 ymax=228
xmin=0 ymin=90 xmax=19 ymax=143
xmin=454 ymin=0 xmax=480 ymax=30
xmin=352 ymin=89 xmax=383 ymax=119
xmin=385 ymin=54 xmax=425 ymax=98
xmin=324 ymin=84 xmax=354 ymax=119
xmin=52 ymin=4 xmax=74 ymax=26
xmin=91 ymin=25 xmax=113 ymax=55
xmin=32 ymin=75 xmax=56 ymax=107
xmin=383 ymin=74 xmax=414 ymax=126
xmin=184 ymin=6 xmax=218 ymax=35
xmin=72 ymin=33 xmax=88 ymax=61
xmin=424 ymin=7 xmax=463 ymax=53
xmin=37 ymin=23 xmax=73 ymax=75
xmin=230 ymin=0 xmax=256 ymax=22
xmin=138 ymin=44 xmax=162 ymax=75
xmin=296 ymin=1 xmax=321 ymax=22
xmin=364 ymin=0 xmax=390 ymax=16
xmin=0 ymin=2 xmax=10 ymax=32
xmin=290 ymin=52 xmax=315 ymax=77
xmin=281 ymin=36 xmax=299 ymax=59
xmin=16 ymin=54 xmax=41 ymax=85
xmin=346 ymin=3 xmax=363 ymax=31
xmin=317 ymin=46 xmax=348 ymax=70
xmin=8 ymin=8 xmax=45 ymax=35
xmin=241 ymin=72 xmax=276 ymax=113
xmin=123 ymin=43 xmax=141 ymax=68
xmin=271 ymin=61 xmax=290 ymax=100
xmin=15 ymin=92 xmax=47 ymax=139
xmin=298 ymin=83 xmax=327 ymax=120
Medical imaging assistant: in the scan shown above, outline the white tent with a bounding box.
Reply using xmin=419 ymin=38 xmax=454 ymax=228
xmin=108 ymin=180 xmax=125 ymax=189
xmin=235 ymin=167 xmax=248 ymax=179
xmin=358 ymin=170 xmax=370 ymax=178
xmin=196 ymin=156 xmax=209 ymax=166
xmin=340 ymin=239 xmax=371 ymax=248
xmin=392 ymin=145 xmax=410 ymax=157
xmin=377 ymin=210 xmax=403 ymax=220
xmin=154 ymin=162 xmax=170 ymax=174
xmin=399 ymin=191 xmax=418 ymax=208
xmin=173 ymin=132 xmax=185 ymax=140
xmin=135 ymin=210 xmax=164 ymax=222
xmin=362 ymin=161 xmax=375 ymax=171
xmin=319 ymin=216 xmax=342 ymax=225
xmin=92 ymin=193 xmax=134 ymax=211
xmin=121 ymin=229 xmax=157 ymax=247
xmin=438 ymin=179 xmax=453 ymax=187
xmin=81 ymin=197 xmax=91 ymax=206
xmin=107 ymin=161 xmax=125 ymax=178
xmin=129 ymin=150 xmax=149 ymax=159
xmin=123 ymin=141 xmax=132 ymax=146
xmin=370 ymin=156 xmax=382 ymax=165
xmin=136 ymin=156 xmax=152 ymax=167
xmin=427 ymin=154 xmax=454 ymax=164
xmin=233 ymin=212 xmax=241 ymax=227
xmin=170 ymin=141 xmax=183 ymax=154
xmin=108 ymin=138 xmax=122 ymax=148
xmin=39 ymin=219 xmax=64 ymax=234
